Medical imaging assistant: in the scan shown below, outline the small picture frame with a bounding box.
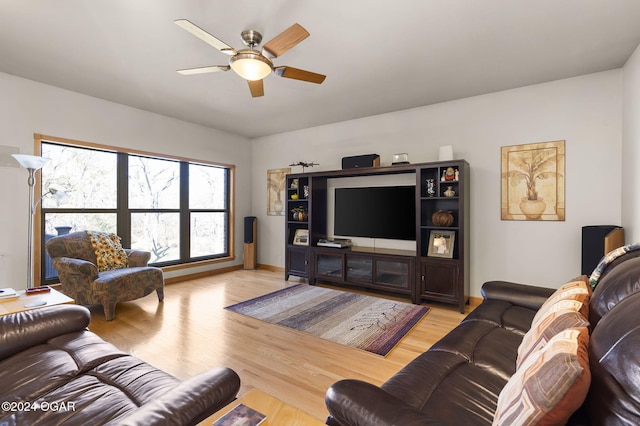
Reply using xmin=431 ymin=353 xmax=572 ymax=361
xmin=427 ymin=230 xmax=455 ymax=258
xmin=293 ymin=229 xmax=309 ymax=246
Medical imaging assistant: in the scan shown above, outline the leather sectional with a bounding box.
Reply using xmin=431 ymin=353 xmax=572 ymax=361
xmin=0 ymin=304 xmax=240 ymax=425
xmin=325 ymin=250 xmax=640 ymax=425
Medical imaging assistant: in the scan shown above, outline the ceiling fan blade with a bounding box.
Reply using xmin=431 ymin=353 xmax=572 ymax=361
xmin=262 ymin=23 xmax=309 ymax=58
xmin=177 ymin=65 xmax=230 ymax=75
xmin=174 ymin=19 xmax=236 ymax=56
xmin=274 ymin=66 xmax=326 ymax=84
xmin=248 ymin=79 xmax=264 ymax=97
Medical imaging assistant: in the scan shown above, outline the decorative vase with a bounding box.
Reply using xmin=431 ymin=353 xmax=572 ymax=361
xmin=519 ymin=197 xmax=546 ymax=220
xmin=432 ymin=210 xmax=454 ymax=227
xmin=274 ymin=200 xmax=283 ymax=214
xmin=444 ymin=186 xmax=456 ymax=197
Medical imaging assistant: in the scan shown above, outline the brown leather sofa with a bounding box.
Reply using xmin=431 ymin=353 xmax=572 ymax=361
xmin=0 ymin=304 xmax=240 ymax=425
xmin=325 ymin=250 xmax=640 ymax=425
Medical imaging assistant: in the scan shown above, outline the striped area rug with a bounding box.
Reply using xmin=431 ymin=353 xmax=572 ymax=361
xmin=225 ymin=284 xmax=430 ymax=356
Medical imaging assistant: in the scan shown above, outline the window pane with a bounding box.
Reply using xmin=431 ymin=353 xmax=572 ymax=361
xmin=41 ymin=144 xmax=117 ymax=209
xmin=44 ymin=213 xmax=117 ymax=236
xmin=131 ymin=212 xmax=180 ymax=263
xmin=189 ymin=164 xmax=227 ymax=209
xmin=129 ymin=156 xmax=180 ymax=209
xmin=190 ymin=212 xmax=227 ymax=257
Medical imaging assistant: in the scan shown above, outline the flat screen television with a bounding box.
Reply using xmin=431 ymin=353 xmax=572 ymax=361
xmin=334 ymin=186 xmax=416 ymax=240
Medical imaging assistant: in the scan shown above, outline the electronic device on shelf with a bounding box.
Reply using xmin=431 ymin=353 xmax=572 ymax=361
xmin=317 ymin=238 xmax=352 ymax=248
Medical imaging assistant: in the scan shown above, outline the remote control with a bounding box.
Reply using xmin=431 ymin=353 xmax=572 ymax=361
xmin=26 ymin=286 xmax=51 ymax=295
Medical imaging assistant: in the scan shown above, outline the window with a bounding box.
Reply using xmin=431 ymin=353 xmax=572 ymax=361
xmin=37 ymin=135 xmax=234 ymax=283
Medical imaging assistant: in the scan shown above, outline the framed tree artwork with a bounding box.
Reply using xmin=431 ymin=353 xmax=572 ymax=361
xmin=267 ymin=167 xmax=290 ymax=216
xmin=501 ymin=140 xmax=565 ymax=221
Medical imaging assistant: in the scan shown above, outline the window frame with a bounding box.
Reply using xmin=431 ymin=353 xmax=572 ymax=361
xmin=35 ymin=134 xmax=235 ymax=285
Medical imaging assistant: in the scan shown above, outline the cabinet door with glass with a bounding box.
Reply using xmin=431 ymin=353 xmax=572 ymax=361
xmin=314 ymin=249 xmax=345 ymax=283
xmin=345 ymin=254 xmax=373 ymax=285
xmin=372 ymin=256 xmax=414 ymax=296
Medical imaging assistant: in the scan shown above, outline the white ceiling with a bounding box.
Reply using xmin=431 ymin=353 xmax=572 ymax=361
xmin=2 ymin=1 xmax=640 ymax=139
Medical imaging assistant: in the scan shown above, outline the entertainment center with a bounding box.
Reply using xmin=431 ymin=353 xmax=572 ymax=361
xmin=284 ymin=160 xmax=470 ymax=312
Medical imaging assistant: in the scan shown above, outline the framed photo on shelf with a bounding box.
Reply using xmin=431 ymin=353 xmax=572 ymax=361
xmin=427 ymin=230 xmax=455 ymax=258
xmin=293 ymin=229 xmax=309 ymax=246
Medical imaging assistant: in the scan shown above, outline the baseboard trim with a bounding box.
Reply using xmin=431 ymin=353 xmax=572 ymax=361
xmin=469 ymin=296 xmax=483 ymax=306
xmin=164 ymin=264 xmax=243 ymax=284
xmin=257 ymin=264 xmax=284 ymax=272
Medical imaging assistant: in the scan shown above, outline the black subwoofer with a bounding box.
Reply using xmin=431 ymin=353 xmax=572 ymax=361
xmin=581 ymin=225 xmax=624 ymax=275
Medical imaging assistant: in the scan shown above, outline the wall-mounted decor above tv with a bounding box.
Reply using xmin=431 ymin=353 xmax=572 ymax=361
xmin=334 ymin=186 xmax=416 ymax=240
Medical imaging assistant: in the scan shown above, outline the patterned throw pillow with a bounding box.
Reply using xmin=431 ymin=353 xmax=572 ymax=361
xmin=493 ymin=327 xmax=590 ymax=426
xmin=517 ymin=307 xmax=589 ymax=369
xmin=86 ymin=231 xmax=128 ymax=272
xmin=532 ymin=279 xmax=591 ymax=324
xmin=589 ymin=242 xmax=640 ymax=289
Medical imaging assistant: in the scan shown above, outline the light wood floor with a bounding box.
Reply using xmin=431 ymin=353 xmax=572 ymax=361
xmin=87 ymin=269 xmax=479 ymax=422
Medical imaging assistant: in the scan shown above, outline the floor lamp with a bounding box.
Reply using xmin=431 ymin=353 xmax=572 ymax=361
xmin=13 ymin=154 xmax=51 ymax=289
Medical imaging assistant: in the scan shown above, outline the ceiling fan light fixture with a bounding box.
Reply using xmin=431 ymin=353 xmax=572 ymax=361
xmin=229 ymin=51 xmax=273 ymax=81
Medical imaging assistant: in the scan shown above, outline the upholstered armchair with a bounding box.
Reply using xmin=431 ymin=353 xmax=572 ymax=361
xmin=46 ymin=230 xmax=164 ymax=321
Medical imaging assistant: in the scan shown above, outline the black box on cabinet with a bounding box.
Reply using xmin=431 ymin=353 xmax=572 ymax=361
xmin=342 ymin=154 xmax=380 ymax=169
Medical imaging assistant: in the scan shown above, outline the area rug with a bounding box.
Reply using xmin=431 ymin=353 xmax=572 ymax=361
xmin=225 ymin=284 xmax=430 ymax=356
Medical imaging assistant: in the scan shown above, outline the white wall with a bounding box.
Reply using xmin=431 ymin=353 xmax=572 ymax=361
xmin=0 ymin=72 xmax=252 ymax=290
xmin=252 ymin=70 xmax=623 ymax=297
xmin=623 ymin=44 xmax=640 ymax=243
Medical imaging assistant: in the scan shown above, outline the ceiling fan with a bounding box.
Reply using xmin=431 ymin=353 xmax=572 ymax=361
xmin=175 ymin=19 xmax=326 ymax=97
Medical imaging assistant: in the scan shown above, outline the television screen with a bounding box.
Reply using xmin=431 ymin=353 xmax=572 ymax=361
xmin=334 ymin=186 xmax=416 ymax=240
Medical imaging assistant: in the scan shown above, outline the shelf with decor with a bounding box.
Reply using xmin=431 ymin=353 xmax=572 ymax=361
xmin=417 ymin=161 xmax=469 ymax=312
xmin=285 ymin=174 xmax=310 ymax=280
xmin=284 ymin=174 xmax=328 ymax=280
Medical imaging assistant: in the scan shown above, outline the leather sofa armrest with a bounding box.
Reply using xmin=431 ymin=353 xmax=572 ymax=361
xmin=125 ymin=249 xmax=151 ymax=267
xmin=53 ymin=257 xmax=99 ymax=280
xmin=0 ymin=305 xmax=91 ymax=361
xmin=481 ymin=280 xmax=556 ymax=311
xmin=325 ymin=379 xmax=442 ymax=426
xmin=114 ymin=367 xmax=241 ymax=426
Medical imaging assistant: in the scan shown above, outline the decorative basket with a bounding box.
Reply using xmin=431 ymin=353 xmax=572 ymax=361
xmin=432 ymin=210 xmax=454 ymax=227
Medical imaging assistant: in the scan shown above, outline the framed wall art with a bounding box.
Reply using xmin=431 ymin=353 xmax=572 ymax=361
xmin=267 ymin=167 xmax=290 ymax=216
xmin=501 ymin=140 xmax=565 ymax=221
xmin=427 ymin=230 xmax=455 ymax=258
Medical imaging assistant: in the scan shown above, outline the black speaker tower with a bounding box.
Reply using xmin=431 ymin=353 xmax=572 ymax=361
xmin=581 ymin=225 xmax=624 ymax=275
xmin=244 ymin=216 xmax=257 ymax=269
